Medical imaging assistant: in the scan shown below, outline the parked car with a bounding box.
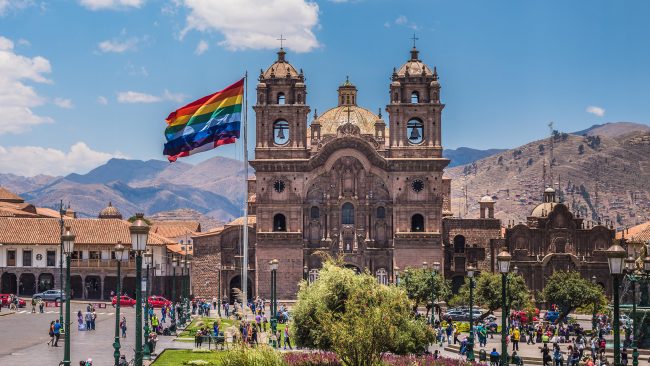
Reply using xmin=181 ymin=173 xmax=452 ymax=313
xmin=111 ymin=295 xmax=136 ymax=307
xmin=443 ymin=310 xmax=467 ymax=321
xmin=0 ymin=294 xmax=26 ymax=307
xmin=463 ymin=309 xmax=483 ymax=320
xmin=147 ymin=295 xmax=172 ymax=308
xmin=32 ymin=289 xmax=65 ymax=302
xmin=512 ymin=310 xmax=539 ymax=324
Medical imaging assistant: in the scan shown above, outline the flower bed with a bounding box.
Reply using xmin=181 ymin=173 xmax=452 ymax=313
xmin=282 ymin=352 xmax=488 ymax=366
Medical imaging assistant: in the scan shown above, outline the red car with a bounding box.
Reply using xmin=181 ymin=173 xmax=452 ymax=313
xmin=147 ymin=295 xmax=171 ymax=308
xmin=0 ymin=294 xmax=26 ymax=308
xmin=511 ymin=309 xmax=540 ymax=324
xmin=111 ymin=295 xmax=136 ymax=307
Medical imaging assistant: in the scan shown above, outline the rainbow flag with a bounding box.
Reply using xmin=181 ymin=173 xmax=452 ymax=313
xmin=163 ymin=78 xmax=244 ymax=162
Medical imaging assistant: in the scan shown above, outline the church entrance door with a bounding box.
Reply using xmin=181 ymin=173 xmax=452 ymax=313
xmin=229 ymin=275 xmax=253 ymax=304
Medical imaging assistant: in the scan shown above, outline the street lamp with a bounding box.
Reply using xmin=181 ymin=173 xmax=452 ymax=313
xmin=217 ymin=264 xmax=221 ymax=317
xmin=113 ymin=242 xmax=128 ymax=366
xmin=129 ymin=213 xmax=149 ymax=366
xmin=497 ymin=247 xmax=512 ymax=366
xmin=269 ymin=259 xmax=279 ymax=348
xmin=591 ymin=275 xmax=598 ymax=332
xmin=467 ymin=263 xmax=477 ymax=361
xmin=303 ymin=265 xmax=308 ymax=282
xmin=143 ymin=250 xmax=153 ymax=361
xmin=606 ymin=242 xmax=626 ymax=366
xmin=61 ymin=226 xmax=75 ymax=366
xmin=171 ymin=256 xmax=177 ymax=325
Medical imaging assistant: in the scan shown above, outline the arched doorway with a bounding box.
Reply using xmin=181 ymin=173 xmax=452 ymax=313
xmin=38 ymin=273 xmax=54 ymax=293
xmin=453 ymin=235 xmax=466 ymax=253
xmin=19 ymin=273 xmax=36 ymax=296
xmin=85 ymin=276 xmax=101 ymax=299
xmin=70 ymin=275 xmax=83 ymax=299
xmin=344 ymin=264 xmax=361 ymax=274
xmin=1 ymin=272 xmax=17 ymax=294
xmin=229 ymin=275 xmax=253 ymax=304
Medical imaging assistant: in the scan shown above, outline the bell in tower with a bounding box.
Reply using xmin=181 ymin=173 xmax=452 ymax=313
xmin=409 ymin=125 xmax=421 ymax=141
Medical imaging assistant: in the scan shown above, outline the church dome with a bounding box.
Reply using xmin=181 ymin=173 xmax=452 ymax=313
xmin=261 ymin=48 xmax=300 ymax=79
xmin=316 ymin=105 xmax=382 ymax=135
xmin=396 ymin=47 xmax=434 ymax=77
xmin=530 ymin=202 xmax=556 ymax=217
xmin=480 ymin=195 xmax=494 ymax=203
xmin=98 ymin=202 xmax=123 ymax=219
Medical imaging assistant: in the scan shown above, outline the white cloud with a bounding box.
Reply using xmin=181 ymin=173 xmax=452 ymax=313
xmin=53 ymin=97 xmax=73 ymax=109
xmin=125 ymin=62 xmax=148 ymax=76
xmin=391 ymin=15 xmax=418 ymax=30
xmin=586 ymin=105 xmax=605 ymax=117
xmin=78 ymin=0 xmax=144 ymax=11
xmin=195 ymin=39 xmax=208 ymax=55
xmin=0 ymin=0 xmax=33 ymax=16
xmin=0 ymin=36 xmax=53 ymax=134
xmin=117 ymin=89 xmax=187 ymax=104
xmin=0 ymin=142 xmax=126 ymax=176
xmin=179 ymin=0 xmax=320 ymax=53
xmin=98 ymin=37 xmax=140 ymax=53
xmin=97 ymin=95 xmax=108 ymax=105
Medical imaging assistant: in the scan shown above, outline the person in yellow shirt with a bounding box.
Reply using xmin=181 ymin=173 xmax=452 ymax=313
xmin=512 ymin=327 xmax=521 ymax=351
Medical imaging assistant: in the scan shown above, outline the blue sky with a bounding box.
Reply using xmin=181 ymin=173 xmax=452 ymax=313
xmin=0 ymin=0 xmax=649 ymax=176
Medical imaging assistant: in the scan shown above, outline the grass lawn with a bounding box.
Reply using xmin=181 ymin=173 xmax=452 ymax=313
xmin=152 ymin=349 xmax=224 ymax=366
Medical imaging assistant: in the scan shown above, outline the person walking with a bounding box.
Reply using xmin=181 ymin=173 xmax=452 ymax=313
xmin=120 ymin=316 xmax=127 ymax=338
xmin=85 ymin=310 xmax=92 ymax=331
xmin=77 ymin=310 xmax=84 ymax=331
xmin=31 ymin=298 xmax=36 ymax=313
xmin=52 ymin=319 xmax=62 ymax=347
xmin=47 ymin=321 xmax=55 ymax=346
xmin=91 ymin=309 xmax=97 ymax=330
xmin=283 ymin=324 xmax=293 ymax=350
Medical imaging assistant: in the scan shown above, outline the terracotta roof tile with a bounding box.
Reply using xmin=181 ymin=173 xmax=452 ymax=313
xmin=151 ymin=220 xmax=200 ymax=232
xmin=0 ymin=186 xmax=24 ymax=203
xmin=166 ymin=243 xmax=193 ymax=256
xmin=0 ymin=217 xmax=174 ymax=246
xmin=151 ymin=225 xmax=197 ymax=239
xmin=226 ymin=215 xmax=256 ymax=227
xmin=617 ymin=221 xmax=650 ymax=243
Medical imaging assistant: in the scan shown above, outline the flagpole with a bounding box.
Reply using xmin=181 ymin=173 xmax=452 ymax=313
xmin=242 ymin=71 xmax=249 ymax=315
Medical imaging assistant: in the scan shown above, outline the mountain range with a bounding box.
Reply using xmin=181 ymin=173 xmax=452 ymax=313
xmin=3 ymin=121 xmax=648 ymax=228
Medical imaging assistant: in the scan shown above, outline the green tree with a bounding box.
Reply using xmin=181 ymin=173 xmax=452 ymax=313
xmin=292 ymin=260 xmax=434 ymax=366
xmin=542 ymin=271 xmax=605 ymax=324
xmin=450 ymin=271 xmax=530 ymax=320
xmin=398 ymin=267 xmax=451 ymax=316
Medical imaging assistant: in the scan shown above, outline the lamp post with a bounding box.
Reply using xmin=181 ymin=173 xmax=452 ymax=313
xmin=172 ymin=257 xmax=177 ymax=324
xmin=61 ymin=226 xmax=75 ymax=366
xmin=497 ymin=247 xmax=512 ymax=366
xmin=605 ymin=242 xmax=626 ymax=366
xmin=217 ymin=264 xmax=221 ymax=317
xmin=178 ymin=258 xmax=185 ymax=327
xmin=143 ymin=251 xmax=153 ymax=361
xmin=591 ymin=275 xmax=598 ymax=333
xmin=467 ymin=263 xmax=476 ymax=362
xmin=129 ymin=213 xmax=149 ymax=366
xmin=183 ymin=248 xmax=190 ymax=324
xmin=625 ymin=256 xmax=636 ymax=352
xmin=303 ymin=265 xmax=308 ymax=282
xmin=269 ymin=259 xmax=279 ymax=348
xmin=59 ymin=201 xmax=65 ymax=328
xmin=113 ymin=242 xmax=127 ymax=366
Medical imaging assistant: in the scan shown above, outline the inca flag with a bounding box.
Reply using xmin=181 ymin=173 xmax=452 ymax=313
xmin=163 ymin=78 xmax=244 ymax=162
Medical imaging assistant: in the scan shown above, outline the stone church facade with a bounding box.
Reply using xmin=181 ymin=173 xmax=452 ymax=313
xmin=193 ymin=46 xmax=458 ymax=301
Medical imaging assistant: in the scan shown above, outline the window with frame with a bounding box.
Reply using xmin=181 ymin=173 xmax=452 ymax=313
xmin=376 ymin=206 xmax=386 ymax=219
xmin=273 ymin=214 xmax=287 ymax=232
xmin=89 ymin=251 xmax=100 ymax=260
xmin=407 ymin=119 xmax=424 ymax=144
xmin=411 ymin=214 xmax=424 ymax=232
xmin=277 ymin=92 xmax=286 ymax=105
xmin=411 ymin=91 xmax=419 ymax=103
xmin=310 ymin=206 xmax=320 ymax=219
xmin=7 ymin=250 xmax=16 ymax=266
xmin=72 ymin=251 xmax=82 ymax=260
xmin=376 ymin=268 xmax=388 ymax=285
xmin=308 ymin=269 xmax=319 ymax=284
xmin=342 ymin=203 xmax=355 ymax=225
xmin=46 ymin=250 xmax=56 ymax=267
xmin=22 ymin=250 xmax=32 ymax=267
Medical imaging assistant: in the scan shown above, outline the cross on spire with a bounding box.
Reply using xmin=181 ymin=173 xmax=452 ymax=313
xmin=411 ymin=33 xmax=419 ymax=48
xmin=277 ymin=34 xmax=286 ymax=49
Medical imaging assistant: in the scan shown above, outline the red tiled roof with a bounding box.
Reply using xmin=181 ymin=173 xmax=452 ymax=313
xmin=0 ymin=217 xmax=174 ymax=246
xmin=617 ymin=221 xmax=650 ymax=243
xmin=0 ymin=186 xmax=24 ymax=203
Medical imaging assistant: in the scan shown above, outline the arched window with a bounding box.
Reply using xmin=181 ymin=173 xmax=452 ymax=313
xmin=308 ymin=269 xmax=319 ymax=283
xmin=453 ymin=235 xmax=466 ymax=253
xmin=411 ymin=214 xmax=424 ymax=232
xmin=376 ymin=268 xmax=388 ymax=285
xmin=407 ymin=119 xmax=424 ymax=144
xmin=273 ymin=214 xmax=286 ymax=232
xmin=394 ymin=92 xmax=399 ymax=102
xmin=273 ymin=120 xmax=289 ymax=145
xmin=310 ymin=206 xmax=320 ymax=219
xmin=342 ymin=203 xmax=355 ymax=225
xmin=297 ymin=93 xmax=302 ymax=104
xmin=411 ymin=91 xmax=419 ymax=103
xmin=376 ymin=206 xmax=386 ymax=219
xmin=277 ymin=92 xmax=286 ymax=105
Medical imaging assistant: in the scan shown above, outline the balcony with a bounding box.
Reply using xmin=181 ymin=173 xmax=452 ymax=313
xmin=69 ymin=259 xmax=137 ymax=269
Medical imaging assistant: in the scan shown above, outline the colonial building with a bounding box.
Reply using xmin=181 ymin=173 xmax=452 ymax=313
xmin=502 ymin=188 xmax=616 ymax=296
xmin=193 ymin=45 xmax=454 ymax=301
xmin=0 ymin=196 xmax=186 ymax=301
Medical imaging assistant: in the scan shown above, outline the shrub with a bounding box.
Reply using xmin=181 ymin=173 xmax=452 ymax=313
xmin=220 ymin=345 xmax=285 ymax=366
xmin=284 ymin=352 xmax=342 ymax=366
